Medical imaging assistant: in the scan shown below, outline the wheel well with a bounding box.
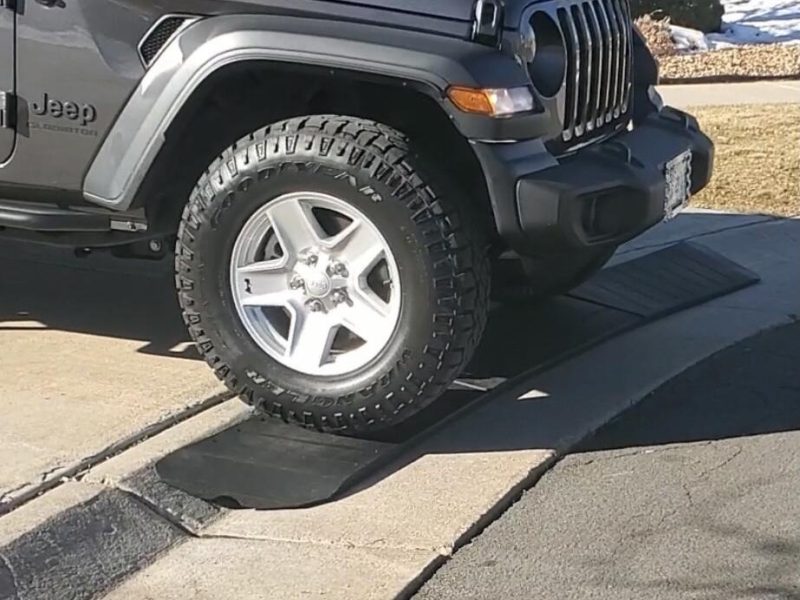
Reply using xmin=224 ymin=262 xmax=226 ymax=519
xmin=136 ymin=62 xmax=494 ymax=238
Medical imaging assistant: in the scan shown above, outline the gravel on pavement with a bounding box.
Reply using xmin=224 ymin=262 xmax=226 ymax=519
xmin=635 ymin=14 xmax=800 ymax=82
xmin=658 ymin=44 xmax=800 ymax=83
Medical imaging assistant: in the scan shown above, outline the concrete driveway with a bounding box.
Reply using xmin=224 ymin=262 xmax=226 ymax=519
xmin=0 ymin=243 xmax=225 ymax=511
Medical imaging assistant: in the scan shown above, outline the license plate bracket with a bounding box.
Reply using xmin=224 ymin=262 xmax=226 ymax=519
xmin=664 ymin=150 xmax=693 ymax=221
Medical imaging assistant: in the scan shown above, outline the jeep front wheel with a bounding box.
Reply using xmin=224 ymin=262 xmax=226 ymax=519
xmin=175 ymin=115 xmax=489 ymax=437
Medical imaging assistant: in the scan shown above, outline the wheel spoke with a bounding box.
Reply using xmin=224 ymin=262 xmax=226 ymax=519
xmin=338 ymin=286 xmax=393 ymax=343
xmin=267 ymin=200 xmax=324 ymax=256
xmin=335 ymin=221 xmax=386 ymax=279
xmin=234 ymin=260 xmax=290 ymax=307
xmin=322 ymin=219 xmax=361 ymax=250
xmin=287 ymin=310 xmax=337 ymax=369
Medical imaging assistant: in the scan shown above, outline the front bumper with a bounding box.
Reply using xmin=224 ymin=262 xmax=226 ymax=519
xmin=473 ymin=107 xmax=715 ymax=254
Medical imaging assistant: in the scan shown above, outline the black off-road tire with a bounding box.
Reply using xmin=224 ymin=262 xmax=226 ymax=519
xmin=175 ymin=115 xmax=490 ymax=437
xmin=492 ymin=246 xmax=617 ymax=303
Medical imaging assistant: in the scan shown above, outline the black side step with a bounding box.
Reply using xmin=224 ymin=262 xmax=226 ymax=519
xmin=0 ymin=200 xmax=112 ymax=232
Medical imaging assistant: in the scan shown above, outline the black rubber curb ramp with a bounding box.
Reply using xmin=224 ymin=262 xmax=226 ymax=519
xmin=155 ymin=242 xmax=760 ymax=510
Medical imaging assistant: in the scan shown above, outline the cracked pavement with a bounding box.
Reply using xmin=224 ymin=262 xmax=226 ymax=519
xmin=417 ymin=322 xmax=800 ymax=600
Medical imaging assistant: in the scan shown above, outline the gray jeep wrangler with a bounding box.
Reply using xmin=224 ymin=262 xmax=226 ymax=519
xmin=0 ymin=0 xmax=713 ymax=436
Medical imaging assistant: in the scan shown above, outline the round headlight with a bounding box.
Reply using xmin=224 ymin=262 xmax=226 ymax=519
xmin=526 ymin=11 xmax=567 ymax=98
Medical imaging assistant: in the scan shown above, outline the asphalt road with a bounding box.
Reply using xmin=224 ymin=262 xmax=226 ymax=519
xmin=416 ymin=321 xmax=800 ymax=600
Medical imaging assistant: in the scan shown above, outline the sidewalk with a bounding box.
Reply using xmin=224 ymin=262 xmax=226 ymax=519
xmin=657 ymin=80 xmax=799 ymax=108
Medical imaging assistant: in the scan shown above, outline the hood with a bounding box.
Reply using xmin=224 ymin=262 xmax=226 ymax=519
xmin=322 ymin=0 xmax=476 ymax=22
xmin=327 ymin=0 xmax=539 ymax=27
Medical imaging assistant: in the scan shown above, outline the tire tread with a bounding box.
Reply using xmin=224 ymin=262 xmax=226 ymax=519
xmin=176 ymin=115 xmax=489 ymax=435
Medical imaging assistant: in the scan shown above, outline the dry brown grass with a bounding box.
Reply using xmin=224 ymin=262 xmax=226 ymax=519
xmin=690 ymin=104 xmax=800 ymax=216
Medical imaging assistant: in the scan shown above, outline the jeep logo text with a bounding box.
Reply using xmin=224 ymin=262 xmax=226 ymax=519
xmin=32 ymin=93 xmax=97 ymax=126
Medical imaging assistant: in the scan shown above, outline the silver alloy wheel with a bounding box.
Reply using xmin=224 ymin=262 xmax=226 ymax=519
xmin=230 ymin=191 xmax=402 ymax=377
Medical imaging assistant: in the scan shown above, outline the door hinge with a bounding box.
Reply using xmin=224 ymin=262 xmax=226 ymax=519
xmin=472 ymin=0 xmax=503 ymax=46
xmin=0 ymin=92 xmax=16 ymax=129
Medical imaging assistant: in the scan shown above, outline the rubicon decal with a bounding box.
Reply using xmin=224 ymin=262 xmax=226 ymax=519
xmin=31 ymin=92 xmax=97 ymax=126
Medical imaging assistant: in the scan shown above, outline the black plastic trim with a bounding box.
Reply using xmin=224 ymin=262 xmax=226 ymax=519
xmin=474 ymin=106 xmax=715 ymax=255
xmin=0 ymin=200 xmax=112 ymax=232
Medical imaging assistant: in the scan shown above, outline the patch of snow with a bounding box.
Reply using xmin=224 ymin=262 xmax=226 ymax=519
xmin=671 ymin=25 xmax=710 ymax=52
xmin=669 ymin=0 xmax=800 ymax=52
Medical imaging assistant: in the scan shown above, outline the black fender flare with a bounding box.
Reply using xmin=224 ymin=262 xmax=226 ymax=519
xmin=83 ymin=14 xmax=533 ymax=211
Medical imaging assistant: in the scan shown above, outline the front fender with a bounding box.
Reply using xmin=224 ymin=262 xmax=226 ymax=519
xmin=83 ymin=14 xmax=534 ymax=211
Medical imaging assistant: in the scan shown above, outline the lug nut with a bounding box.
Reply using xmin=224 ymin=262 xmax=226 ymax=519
xmin=148 ymin=239 xmax=163 ymax=253
xmin=329 ymin=262 xmax=349 ymax=277
xmin=306 ymin=254 xmax=319 ymax=266
xmin=306 ymin=299 xmax=325 ymax=313
xmin=331 ymin=290 xmax=348 ymax=305
xmin=290 ymin=276 xmax=305 ymax=290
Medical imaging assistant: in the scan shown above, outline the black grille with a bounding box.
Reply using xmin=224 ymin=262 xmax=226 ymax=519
xmin=140 ymin=16 xmax=187 ymax=65
xmin=556 ymin=0 xmax=632 ymax=143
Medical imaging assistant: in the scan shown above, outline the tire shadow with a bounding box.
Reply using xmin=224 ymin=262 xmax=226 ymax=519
xmin=0 ymin=242 xmax=196 ymax=360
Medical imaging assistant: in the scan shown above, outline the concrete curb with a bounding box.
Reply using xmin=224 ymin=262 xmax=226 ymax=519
xmin=0 ymin=392 xmax=234 ymax=518
xmin=0 ymin=398 xmax=250 ymax=551
xmin=0 ymin=402 xmax=251 ymax=600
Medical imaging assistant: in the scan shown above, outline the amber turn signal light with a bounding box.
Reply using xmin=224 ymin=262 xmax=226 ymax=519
xmin=447 ymin=86 xmax=535 ymax=117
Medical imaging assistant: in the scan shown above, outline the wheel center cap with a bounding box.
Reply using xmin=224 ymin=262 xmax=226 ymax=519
xmin=305 ymin=272 xmax=332 ymax=298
